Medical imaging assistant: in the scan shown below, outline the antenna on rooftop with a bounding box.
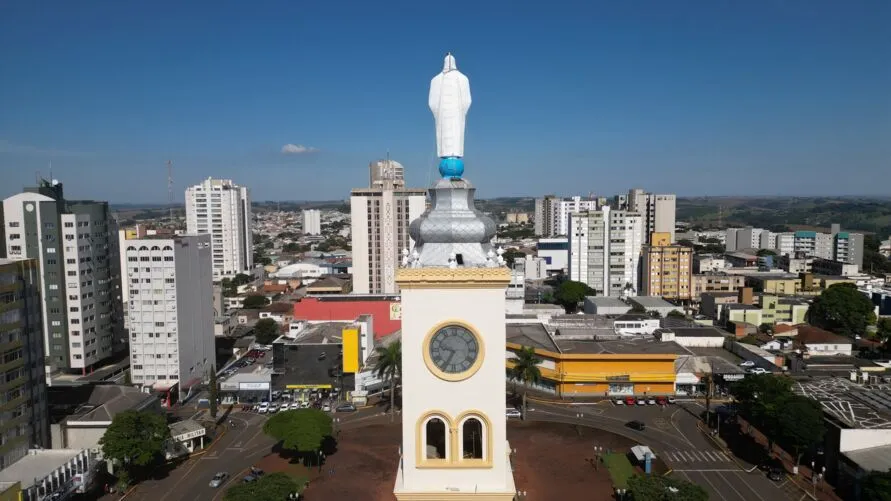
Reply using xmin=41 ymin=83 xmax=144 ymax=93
xmin=167 ymin=160 xmax=174 ymax=220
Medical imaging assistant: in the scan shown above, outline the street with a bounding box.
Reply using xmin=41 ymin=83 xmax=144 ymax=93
xmin=525 ymin=399 xmax=802 ymax=501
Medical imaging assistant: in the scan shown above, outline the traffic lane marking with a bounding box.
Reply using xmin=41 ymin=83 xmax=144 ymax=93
xmin=678 ymin=471 xmax=729 ymax=501
xmin=530 ymin=405 xmax=693 ymax=447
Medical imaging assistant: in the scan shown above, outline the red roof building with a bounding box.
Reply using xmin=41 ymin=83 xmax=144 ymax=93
xmin=292 ymin=295 xmax=401 ymax=339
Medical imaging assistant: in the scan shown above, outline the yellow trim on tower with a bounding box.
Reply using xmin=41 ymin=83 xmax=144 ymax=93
xmin=396 ymin=267 xmax=511 ymax=289
xmin=422 ymin=320 xmax=486 ymax=382
xmin=415 ymin=410 xmax=453 ymax=468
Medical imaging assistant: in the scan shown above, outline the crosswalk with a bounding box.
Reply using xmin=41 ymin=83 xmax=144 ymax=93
xmin=662 ymin=449 xmax=733 ymax=464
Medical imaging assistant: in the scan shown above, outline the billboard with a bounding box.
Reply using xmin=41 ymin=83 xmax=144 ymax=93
xmin=342 ymin=327 xmax=359 ymax=374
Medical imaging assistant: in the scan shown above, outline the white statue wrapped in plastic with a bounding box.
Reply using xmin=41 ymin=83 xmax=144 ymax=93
xmin=429 ymin=53 xmax=471 ymax=178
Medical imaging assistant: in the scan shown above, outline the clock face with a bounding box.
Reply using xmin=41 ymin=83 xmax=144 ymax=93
xmin=428 ymin=325 xmax=480 ymax=375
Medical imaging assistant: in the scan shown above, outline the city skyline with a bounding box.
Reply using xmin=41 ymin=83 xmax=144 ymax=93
xmin=2 ymin=1 xmax=889 ymax=202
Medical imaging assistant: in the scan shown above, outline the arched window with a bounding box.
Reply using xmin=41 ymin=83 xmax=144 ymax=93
xmin=150 ymin=245 xmax=161 ymax=251
xmin=126 ymin=246 xmax=136 ymax=251
xmin=425 ymin=417 xmax=447 ymax=459
xmin=162 ymin=246 xmax=173 ymax=251
xmin=138 ymin=246 xmax=149 ymax=251
xmin=461 ymin=417 xmax=484 ymax=459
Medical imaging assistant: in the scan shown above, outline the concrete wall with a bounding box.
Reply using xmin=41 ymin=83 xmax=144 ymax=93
xmin=839 ymin=429 xmax=891 ymax=452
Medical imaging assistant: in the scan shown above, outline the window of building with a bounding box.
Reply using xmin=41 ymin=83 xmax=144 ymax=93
xmin=424 ymin=416 xmax=448 ymax=460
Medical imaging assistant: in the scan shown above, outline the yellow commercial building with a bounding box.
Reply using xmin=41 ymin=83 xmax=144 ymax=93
xmin=506 ymin=324 xmax=679 ymax=397
xmin=641 ymin=232 xmax=693 ymax=301
xmin=0 ymin=482 xmax=21 ymax=501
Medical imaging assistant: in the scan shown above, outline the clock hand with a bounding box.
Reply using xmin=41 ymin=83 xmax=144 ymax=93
xmin=445 ymin=350 xmax=456 ymax=366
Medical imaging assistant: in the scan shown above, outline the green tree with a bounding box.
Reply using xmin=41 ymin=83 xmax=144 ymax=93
xmin=374 ymin=340 xmax=402 ymax=423
xmin=759 ymin=323 xmax=774 ymax=335
xmin=756 ymin=249 xmax=777 ymax=257
xmin=242 ymin=295 xmax=270 ymax=309
xmin=263 ymin=409 xmax=332 ymax=462
xmin=808 ymin=283 xmax=877 ymax=338
xmin=253 ymin=318 xmax=281 ymax=344
xmin=208 ymin=365 xmax=219 ymax=418
xmin=630 ymin=302 xmax=647 ymax=314
xmin=628 ymin=473 xmax=709 ymax=501
xmin=99 ymin=410 xmax=171 ymax=481
xmin=503 ymin=249 xmax=526 ymax=268
xmin=224 ymin=472 xmax=304 ymax=501
xmin=232 ymin=273 xmax=253 ymax=286
xmin=666 ymin=310 xmax=686 ymax=319
xmin=876 ymin=318 xmax=891 ymax=344
xmin=776 ymin=394 xmax=826 ymax=464
xmin=508 ymin=346 xmax=542 ymax=419
xmin=861 ymin=470 xmax=891 ymax=501
xmin=554 ymin=280 xmax=595 ymax=313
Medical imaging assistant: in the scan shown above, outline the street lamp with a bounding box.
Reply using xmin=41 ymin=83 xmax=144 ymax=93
xmin=593 ymin=445 xmax=603 ymax=471
xmin=616 ymin=487 xmax=627 ymax=500
xmin=575 ymin=412 xmax=584 ymax=437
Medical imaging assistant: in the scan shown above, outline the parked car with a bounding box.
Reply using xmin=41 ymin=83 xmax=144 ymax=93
xmin=667 ymin=397 xmax=676 ymax=404
xmin=257 ymin=402 xmax=269 ymax=414
xmin=271 ymin=390 xmax=282 ymax=400
xmin=627 ymin=420 xmax=646 ymax=431
xmin=290 ymin=402 xmax=302 ymax=410
xmin=636 ymin=398 xmax=646 ymax=406
xmin=646 ymin=398 xmax=656 ymax=405
xmin=209 ymin=472 xmax=228 ymax=488
xmin=748 ymin=367 xmax=769 ymax=375
xmin=322 ymin=404 xmax=331 ymax=412
xmin=614 ymin=398 xmax=625 ymax=405
xmin=506 ymin=408 xmax=522 ymax=419
xmin=624 ymin=396 xmax=636 ymax=405
xmin=655 ymin=396 xmax=668 ymax=406
xmin=268 ymin=403 xmax=279 ymax=413
xmin=277 ymin=404 xmax=289 ymax=412
xmin=335 ymin=403 xmax=357 ymax=413
xmin=767 ymin=467 xmax=785 ymax=481
xmin=739 ymin=360 xmax=756 ymax=367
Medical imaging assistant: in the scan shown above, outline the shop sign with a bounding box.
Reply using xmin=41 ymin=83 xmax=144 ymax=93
xmin=722 ymin=373 xmax=745 ymax=381
xmin=220 ymin=382 xmax=239 ymax=391
xmin=606 ymin=375 xmax=631 ymax=382
xmin=389 ymin=303 xmax=402 ymax=320
xmin=286 ymin=384 xmax=333 ymax=389
xmin=174 ymin=428 xmax=206 ymax=442
xmin=239 ymin=382 xmax=270 ymax=391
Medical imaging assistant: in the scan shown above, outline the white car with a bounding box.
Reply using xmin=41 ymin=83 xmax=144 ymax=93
xmin=647 ymin=398 xmax=656 ymax=405
xmin=268 ymin=403 xmax=279 ymax=413
xmin=739 ymin=360 xmax=755 ymax=367
xmin=614 ymin=398 xmax=625 ymax=405
xmin=277 ymin=403 xmax=289 ymax=412
xmin=636 ymin=399 xmax=646 ymax=406
xmin=300 ymin=401 xmax=311 ymax=408
xmin=322 ymin=404 xmax=331 ymax=412
xmin=506 ymin=408 xmax=522 ymax=419
xmin=749 ymin=367 xmax=770 ymax=375
xmin=290 ymin=402 xmax=301 ymax=410
xmin=257 ymin=402 xmax=269 ymax=414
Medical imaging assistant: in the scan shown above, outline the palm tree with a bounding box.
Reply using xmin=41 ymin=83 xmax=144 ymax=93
xmin=374 ymin=340 xmax=402 ymax=422
xmin=508 ymin=346 xmax=542 ymax=420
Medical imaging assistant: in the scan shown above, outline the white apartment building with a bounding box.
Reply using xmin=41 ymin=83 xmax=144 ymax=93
xmin=536 ymin=238 xmax=569 ymax=275
xmin=350 ymin=163 xmax=426 ymax=294
xmin=627 ymin=189 xmax=676 ymax=243
xmin=124 ymin=235 xmax=215 ymax=399
xmin=302 ymin=209 xmax=321 ymax=235
xmin=185 ymin=178 xmax=253 ymax=280
xmin=2 ymin=180 xmax=124 ymax=375
xmin=534 ymin=196 xmax=598 ymax=237
xmin=568 ymin=207 xmax=642 ymax=297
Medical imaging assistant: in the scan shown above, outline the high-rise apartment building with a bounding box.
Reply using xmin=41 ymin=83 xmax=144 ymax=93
xmin=534 ymin=196 xmax=598 ymax=237
xmin=627 ymin=188 xmax=676 ymax=243
xmin=641 ymin=232 xmax=693 ymax=301
xmin=568 ymin=208 xmax=643 ymax=297
xmin=1 ymin=179 xmax=124 ymax=375
xmin=185 ymin=178 xmax=253 ymax=280
xmin=830 ymin=224 xmax=864 ymax=269
xmin=725 ymin=224 xmax=863 ymax=270
xmin=0 ymin=259 xmax=50 ymax=469
xmin=350 ymin=161 xmax=426 ymax=294
xmin=302 ymin=209 xmax=321 ymax=236
xmin=123 ymin=235 xmax=215 ymax=399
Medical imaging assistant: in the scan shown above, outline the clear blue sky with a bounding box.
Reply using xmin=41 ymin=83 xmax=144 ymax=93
xmin=1 ymin=1 xmax=889 ymax=203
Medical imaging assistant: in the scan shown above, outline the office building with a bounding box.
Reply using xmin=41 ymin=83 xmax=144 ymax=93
xmin=0 ymin=258 xmax=50 ymax=469
xmin=350 ymin=160 xmax=426 ymax=294
xmin=641 ymin=232 xmax=692 ymax=301
xmin=830 ymin=224 xmax=864 ymax=270
xmin=123 ymin=235 xmax=215 ymax=400
xmin=2 ymin=179 xmax=124 ymax=375
xmin=691 ymin=273 xmax=745 ymax=301
xmin=302 ymin=209 xmax=321 ymax=236
xmin=185 ymin=178 xmax=253 ymax=280
xmin=534 ymin=195 xmax=598 ymax=237
xmin=535 ymin=238 xmax=569 ymax=275
xmin=627 ymin=188 xmax=676 ymax=243
xmin=568 ymin=208 xmax=642 ymax=297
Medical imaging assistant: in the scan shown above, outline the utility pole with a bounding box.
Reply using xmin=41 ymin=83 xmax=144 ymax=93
xmin=167 ymin=160 xmax=174 ymax=220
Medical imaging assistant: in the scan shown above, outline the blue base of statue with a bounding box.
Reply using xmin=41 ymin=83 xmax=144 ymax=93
xmin=438 ymin=157 xmax=464 ymax=178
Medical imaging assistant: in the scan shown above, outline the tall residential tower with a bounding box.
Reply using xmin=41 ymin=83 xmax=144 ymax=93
xmin=185 ymin=178 xmax=253 ymax=280
xmin=568 ymin=207 xmax=643 ymax=297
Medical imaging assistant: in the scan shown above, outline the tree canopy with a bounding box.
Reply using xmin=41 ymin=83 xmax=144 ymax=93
xmin=242 ymin=294 xmax=270 ymax=309
xmin=509 ymin=346 xmax=542 ymax=419
xmin=808 ymin=283 xmax=876 ymax=338
xmin=554 ymin=280 xmax=595 ymax=313
xmin=503 ymin=249 xmax=526 ymax=268
xmin=756 ymin=248 xmax=777 ymax=257
xmin=666 ymin=310 xmax=686 ymax=319
xmin=627 ymin=473 xmax=708 ymax=501
xmin=224 ymin=472 xmax=304 ymax=501
xmin=860 ymin=469 xmax=891 ymax=501
xmin=263 ymin=409 xmax=332 ymax=453
xmin=374 ymin=340 xmax=402 ymax=422
xmin=253 ymin=318 xmax=281 ymax=344
xmin=99 ymin=410 xmax=171 ymax=470
xmin=730 ymin=375 xmax=825 ymax=462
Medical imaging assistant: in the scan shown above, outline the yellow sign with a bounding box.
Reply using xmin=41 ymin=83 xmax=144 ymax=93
xmin=342 ymin=328 xmax=359 ymax=374
xmin=390 ymin=302 xmax=402 ymax=320
xmin=286 ymin=384 xmax=332 ymax=389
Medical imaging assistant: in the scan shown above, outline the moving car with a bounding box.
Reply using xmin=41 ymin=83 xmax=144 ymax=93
xmin=739 ymin=360 xmax=755 ymax=367
xmin=627 ymin=420 xmax=646 ymax=431
xmin=506 ymin=408 xmax=522 ymax=419
xmin=335 ymin=403 xmax=357 ymax=413
xmin=209 ymin=472 xmax=229 ymax=488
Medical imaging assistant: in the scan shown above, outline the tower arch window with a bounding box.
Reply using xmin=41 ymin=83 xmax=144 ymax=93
xmin=416 ymin=411 xmax=452 ymax=465
xmin=461 ymin=417 xmax=483 ymax=459
xmin=425 ymin=417 xmax=447 ymax=459
xmin=456 ymin=411 xmax=492 ymax=466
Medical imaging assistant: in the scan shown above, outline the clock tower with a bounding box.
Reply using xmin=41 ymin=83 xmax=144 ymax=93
xmin=393 ymin=53 xmax=517 ymax=500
